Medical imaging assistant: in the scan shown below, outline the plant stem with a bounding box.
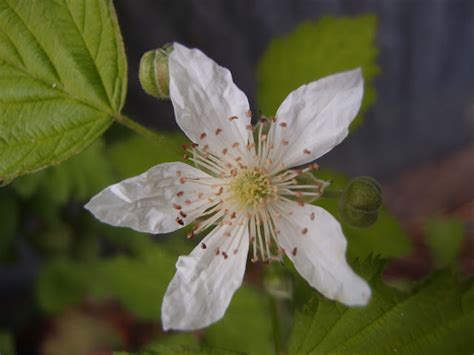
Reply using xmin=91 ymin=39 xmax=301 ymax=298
xmin=115 ymin=113 xmax=164 ymax=142
xmin=269 ymin=296 xmax=283 ymax=355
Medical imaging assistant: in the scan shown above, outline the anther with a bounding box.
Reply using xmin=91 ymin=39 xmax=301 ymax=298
xmin=179 ymin=176 xmax=187 ymax=184
xmin=182 ymin=143 xmax=189 ymax=150
xmin=215 ymin=128 xmax=223 ymax=135
xmin=199 ymin=132 xmax=207 ymax=140
xmin=179 ymin=211 xmax=187 ymax=218
xmin=173 ymin=204 xmax=182 ymax=210
xmin=292 ymin=247 xmax=298 ymax=256
xmin=215 ymin=248 xmax=220 ymax=256
xmin=192 ymin=143 xmax=199 ymax=148
xmin=177 ymin=191 xmax=184 ymax=197
xmin=186 ymin=231 xmax=194 ymax=239
xmin=281 ymin=139 xmax=289 ymax=145
xmin=222 ymin=252 xmax=229 ymax=259
xmin=279 ymin=122 xmax=287 ymax=128
xmin=201 ymin=243 xmax=207 ymax=249
xmin=304 ymin=149 xmax=311 ymax=155
xmin=176 ymin=217 xmax=185 ymax=226
xmin=302 ymin=228 xmax=308 ymax=235
xmin=232 ymin=142 xmax=240 ymax=149
xmin=308 ymin=163 xmax=319 ymax=170
xmin=185 ymin=199 xmax=192 ymax=205
xmin=197 ymin=192 xmax=204 ymax=198
xmin=310 ymin=212 xmax=315 ymax=220
xmin=261 ymin=134 xmax=267 ymax=141
xmin=229 ymin=116 xmax=238 ymax=121
xmin=233 ymin=249 xmax=238 ymax=255
xmin=246 ymin=124 xmax=253 ymax=131
xmin=297 ymin=200 xmax=305 ymax=207
xmin=246 ymin=110 xmax=252 ymax=118
xmin=222 ymin=148 xmax=228 ymax=155
xmin=224 ymin=231 xmax=231 ymax=237
xmin=183 ymin=154 xmax=189 ymax=160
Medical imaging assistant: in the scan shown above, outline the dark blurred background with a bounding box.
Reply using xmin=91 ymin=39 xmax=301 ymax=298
xmin=1 ymin=0 xmax=473 ymax=353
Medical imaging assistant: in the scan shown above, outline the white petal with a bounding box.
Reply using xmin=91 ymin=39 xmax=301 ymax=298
xmin=162 ymin=219 xmax=249 ymax=330
xmin=169 ymin=43 xmax=251 ymax=160
xmin=85 ymin=162 xmax=215 ymax=234
xmin=271 ymin=201 xmax=370 ymax=306
xmin=270 ymin=69 xmax=363 ymax=170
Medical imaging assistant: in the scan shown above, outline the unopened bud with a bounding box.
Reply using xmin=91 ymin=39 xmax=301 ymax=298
xmin=339 ymin=176 xmax=382 ymax=228
xmin=139 ymin=44 xmax=173 ymax=99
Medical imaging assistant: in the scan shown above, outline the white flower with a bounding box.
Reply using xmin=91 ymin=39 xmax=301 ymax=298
xmin=85 ymin=43 xmax=371 ymax=331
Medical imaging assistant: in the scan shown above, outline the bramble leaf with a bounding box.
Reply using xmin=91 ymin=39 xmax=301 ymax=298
xmin=0 ymin=0 xmax=127 ymax=184
xmin=288 ymin=258 xmax=474 ymax=354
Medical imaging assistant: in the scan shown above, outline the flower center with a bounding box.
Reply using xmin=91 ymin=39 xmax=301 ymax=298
xmin=230 ymin=168 xmax=274 ymax=208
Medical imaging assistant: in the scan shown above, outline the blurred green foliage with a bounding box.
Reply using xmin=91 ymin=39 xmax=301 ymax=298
xmin=424 ymin=217 xmax=466 ymax=268
xmin=288 ymin=257 xmax=474 ymax=354
xmin=257 ymin=15 xmax=379 ymax=131
xmin=116 ymin=345 xmax=242 ymax=355
xmin=0 ymin=332 xmax=15 ymax=355
xmin=204 ymin=286 xmax=273 ymax=355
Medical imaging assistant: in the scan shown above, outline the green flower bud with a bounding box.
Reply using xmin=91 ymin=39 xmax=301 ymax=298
xmin=339 ymin=176 xmax=382 ymax=228
xmin=139 ymin=44 xmax=173 ymax=99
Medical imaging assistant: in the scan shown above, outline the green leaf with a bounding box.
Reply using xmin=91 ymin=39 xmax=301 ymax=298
xmin=204 ymin=285 xmax=273 ymax=355
xmin=108 ymin=133 xmax=188 ymax=179
xmin=257 ymin=15 xmax=379 ymax=131
xmin=0 ymin=0 xmax=127 ymax=184
xmin=316 ymin=170 xmax=412 ymax=259
xmin=13 ymin=139 xmax=115 ymax=203
xmin=424 ymin=217 xmax=466 ymax=268
xmin=288 ymin=258 xmax=474 ymax=354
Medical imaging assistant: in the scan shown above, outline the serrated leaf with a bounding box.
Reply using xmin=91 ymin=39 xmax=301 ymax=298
xmin=315 ymin=170 xmax=412 ymax=259
xmin=204 ymin=285 xmax=273 ymax=355
xmin=257 ymin=15 xmax=379 ymax=131
xmin=0 ymin=0 xmax=127 ymax=184
xmin=424 ymin=217 xmax=466 ymax=268
xmin=288 ymin=258 xmax=474 ymax=354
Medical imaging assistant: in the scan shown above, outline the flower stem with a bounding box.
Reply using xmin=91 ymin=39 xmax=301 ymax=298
xmin=269 ymin=296 xmax=284 ymax=355
xmin=115 ymin=113 xmax=164 ymax=142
